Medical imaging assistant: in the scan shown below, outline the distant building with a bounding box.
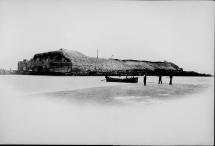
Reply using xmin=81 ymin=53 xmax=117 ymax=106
xmin=0 ymin=68 xmax=16 ymax=75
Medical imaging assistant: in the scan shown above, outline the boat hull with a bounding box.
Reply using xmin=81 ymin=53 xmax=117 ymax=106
xmin=105 ymin=76 xmax=138 ymax=83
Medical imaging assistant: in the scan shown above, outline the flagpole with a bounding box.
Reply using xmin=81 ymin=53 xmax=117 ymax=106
xmin=97 ymin=48 xmax=98 ymax=59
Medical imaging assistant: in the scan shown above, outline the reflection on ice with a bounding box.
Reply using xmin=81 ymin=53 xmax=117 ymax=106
xmin=35 ymin=83 xmax=209 ymax=106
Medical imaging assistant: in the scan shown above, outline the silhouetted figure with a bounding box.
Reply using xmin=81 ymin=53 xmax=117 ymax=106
xmin=158 ymin=75 xmax=162 ymax=84
xmin=143 ymin=73 xmax=147 ymax=86
xmin=169 ymin=75 xmax=173 ymax=85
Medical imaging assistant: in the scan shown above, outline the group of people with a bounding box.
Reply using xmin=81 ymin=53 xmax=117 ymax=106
xmin=143 ymin=73 xmax=173 ymax=86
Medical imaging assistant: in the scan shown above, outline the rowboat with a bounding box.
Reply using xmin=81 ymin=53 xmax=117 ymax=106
xmin=105 ymin=76 xmax=138 ymax=83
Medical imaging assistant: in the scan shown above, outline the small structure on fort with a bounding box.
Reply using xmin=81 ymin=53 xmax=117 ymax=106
xmin=18 ymin=48 xmax=183 ymax=76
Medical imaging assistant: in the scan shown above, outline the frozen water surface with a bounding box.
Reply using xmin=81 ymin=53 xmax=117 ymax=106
xmin=0 ymin=75 xmax=214 ymax=144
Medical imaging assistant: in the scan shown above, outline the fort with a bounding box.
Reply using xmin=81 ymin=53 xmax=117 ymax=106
xmin=16 ymin=48 xmax=210 ymax=76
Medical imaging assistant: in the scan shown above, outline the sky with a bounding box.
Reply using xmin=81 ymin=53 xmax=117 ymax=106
xmin=0 ymin=0 xmax=214 ymax=74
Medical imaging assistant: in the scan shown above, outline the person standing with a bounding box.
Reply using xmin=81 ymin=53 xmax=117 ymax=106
xmin=158 ymin=75 xmax=162 ymax=84
xmin=169 ymin=75 xmax=173 ymax=85
xmin=143 ymin=73 xmax=147 ymax=86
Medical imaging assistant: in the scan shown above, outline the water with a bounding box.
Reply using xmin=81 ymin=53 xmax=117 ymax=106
xmin=0 ymin=75 xmax=214 ymax=144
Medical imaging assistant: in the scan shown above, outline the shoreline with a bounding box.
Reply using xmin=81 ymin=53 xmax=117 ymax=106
xmin=0 ymin=72 xmax=213 ymax=77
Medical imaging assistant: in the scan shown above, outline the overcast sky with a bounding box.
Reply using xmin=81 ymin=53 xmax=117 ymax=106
xmin=0 ymin=0 xmax=214 ymax=74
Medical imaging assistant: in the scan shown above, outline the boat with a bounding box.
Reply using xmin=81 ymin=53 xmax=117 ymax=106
xmin=105 ymin=76 xmax=138 ymax=83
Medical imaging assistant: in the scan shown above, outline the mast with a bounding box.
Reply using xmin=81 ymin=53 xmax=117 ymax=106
xmin=97 ymin=48 xmax=98 ymax=59
xmin=95 ymin=48 xmax=98 ymax=72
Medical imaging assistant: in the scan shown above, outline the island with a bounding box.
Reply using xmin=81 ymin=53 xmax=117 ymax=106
xmin=15 ymin=48 xmax=211 ymax=76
